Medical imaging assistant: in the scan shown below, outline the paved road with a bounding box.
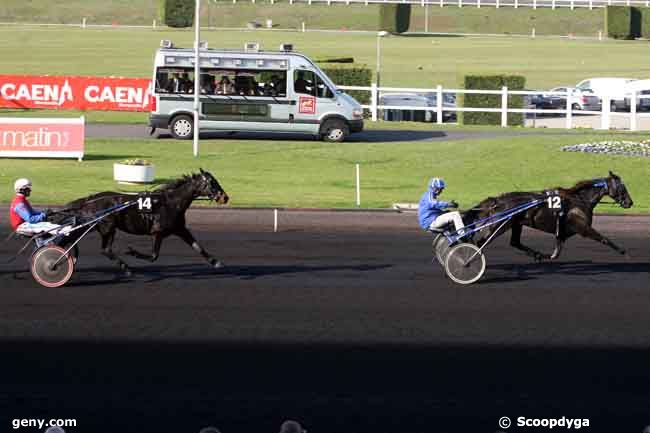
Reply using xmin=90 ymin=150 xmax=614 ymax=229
xmin=87 ymin=123 xmax=562 ymax=142
xmin=1 ymin=210 xmax=649 ymax=432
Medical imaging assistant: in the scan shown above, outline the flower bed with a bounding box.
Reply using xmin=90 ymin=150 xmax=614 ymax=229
xmin=562 ymin=140 xmax=650 ymax=157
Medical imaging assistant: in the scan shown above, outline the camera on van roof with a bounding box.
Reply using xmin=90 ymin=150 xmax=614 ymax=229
xmin=160 ymin=39 xmax=174 ymax=49
xmin=279 ymin=43 xmax=293 ymax=52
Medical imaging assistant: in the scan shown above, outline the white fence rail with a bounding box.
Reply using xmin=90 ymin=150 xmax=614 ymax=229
xmin=338 ymin=84 xmax=650 ymax=131
xmin=238 ymin=0 xmax=650 ymax=9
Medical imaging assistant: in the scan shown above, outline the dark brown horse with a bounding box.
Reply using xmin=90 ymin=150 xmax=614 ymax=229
xmin=62 ymin=169 xmax=229 ymax=275
xmin=462 ymin=171 xmax=634 ymax=261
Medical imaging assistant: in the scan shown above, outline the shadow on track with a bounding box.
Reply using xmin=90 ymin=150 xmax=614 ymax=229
xmin=484 ymin=260 xmax=650 ymax=284
xmin=75 ymin=263 xmax=393 ymax=284
xmin=155 ymin=130 xmax=446 ymax=143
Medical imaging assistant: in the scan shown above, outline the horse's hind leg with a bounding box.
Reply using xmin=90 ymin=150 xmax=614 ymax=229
xmin=175 ymin=227 xmax=224 ymax=269
xmin=126 ymin=233 xmax=163 ymax=262
xmin=100 ymin=230 xmax=132 ymax=276
xmin=577 ymin=225 xmax=626 ymax=255
xmin=510 ymin=222 xmax=550 ymax=262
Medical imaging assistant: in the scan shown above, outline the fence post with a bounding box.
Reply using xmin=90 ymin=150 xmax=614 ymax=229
xmin=515 ymin=0 xmax=518 ymax=8
xmin=532 ymin=27 xmax=536 ymax=38
xmin=302 ymin=21 xmax=306 ymax=32
xmin=355 ymin=164 xmax=361 ymax=207
xmin=589 ymin=0 xmax=593 ymax=9
xmin=501 ymin=86 xmax=508 ymax=127
xmin=601 ymin=95 xmax=611 ymax=130
xmin=82 ymin=17 xmax=87 ymax=29
xmin=565 ymin=91 xmax=572 ymax=129
xmin=477 ymin=0 xmax=481 ymax=8
xmin=630 ymin=92 xmax=637 ymax=131
xmin=440 ymin=0 xmax=443 ymax=8
xmin=598 ymin=30 xmax=602 ymax=40
xmin=273 ymin=209 xmax=278 ymax=232
xmin=371 ymin=82 xmax=378 ymax=122
xmin=570 ymin=0 xmax=574 ymax=9
xmin=436 ymin=85 xmax=443 ymax=125
xmin=533 ymin=0 xmax=537 ymax=9
xmin=496 ymin=0 xmax=500 ymax=9
xmin=552 ymin=0 xmax=556 ymax=9
xmin=459 ymin=0 xmax=462 ymax=7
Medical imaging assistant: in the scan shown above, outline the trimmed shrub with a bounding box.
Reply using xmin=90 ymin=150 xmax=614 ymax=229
xmin=314 ymin=57 xmax=355 ymax=64
xmin=605 ymin=6 xmax=635 ymax=39
xmin=641 ymin=7 xmax=650 ymax=38
xmin=165 ymin=0 xmax=194 ymax=28
xmin=320 ymin=65 xmax=372 ymax=104
xmin=459 ymin=74 xmax=526 ymax=126
xmin=379 ymin=4 xmax=411 ymax=34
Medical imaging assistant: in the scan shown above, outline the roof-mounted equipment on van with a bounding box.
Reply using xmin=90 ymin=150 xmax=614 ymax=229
xmin=198 ymin=40 xmax=208 ymax=49
xmin=160 ymin=39 xmax=174 ymax=49
xmin=279 ymin=43 xmax=293 ymax=52
xmin=245 ymin=42 xmax=260 ymax=52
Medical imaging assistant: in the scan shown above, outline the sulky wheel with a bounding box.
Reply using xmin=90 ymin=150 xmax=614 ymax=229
xmin=444 ymin=243 xmax=486 ymax=285
xmin=432 ymin=233 xmax=451 ymax=266
xmin=30 ymin=245 xmax=75 ymax=288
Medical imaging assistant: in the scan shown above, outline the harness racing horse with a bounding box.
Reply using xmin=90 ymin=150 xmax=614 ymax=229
xmin=62 ymin=169 xmax=229 ymax=275
xmin=462 ymin=171 xmax=633 ymax=262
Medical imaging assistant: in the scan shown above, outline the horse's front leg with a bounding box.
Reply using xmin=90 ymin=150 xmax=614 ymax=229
xmin=125 ymin=233 xmax=163 ymax=262
xmin=175 ymin=227 xmax=224 ymax=269
xmin=510 ymin=222 xmax=550 ymax=262
xmin=577 ymin=226 xmax=626 ymax=255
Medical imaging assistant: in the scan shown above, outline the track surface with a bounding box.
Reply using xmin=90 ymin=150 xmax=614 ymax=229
xmin=1 ymin=209 xmax=649 ymax=432
xmin=87 ymin=123 xmax=563 ymax=142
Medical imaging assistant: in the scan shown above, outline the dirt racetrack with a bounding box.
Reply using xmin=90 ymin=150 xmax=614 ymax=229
xmin=0 ymin=209 xmax=649 ymax=432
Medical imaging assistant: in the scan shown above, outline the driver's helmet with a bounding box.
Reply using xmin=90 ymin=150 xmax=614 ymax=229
xmin=429 ymin=177 xmax=446 ymax=194
xmin=14 ymin=178 xmax=32 ymax=193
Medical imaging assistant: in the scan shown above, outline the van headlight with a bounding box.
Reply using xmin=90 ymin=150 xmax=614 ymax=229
xmin=352 ymin=108 xmax=363 ymax=119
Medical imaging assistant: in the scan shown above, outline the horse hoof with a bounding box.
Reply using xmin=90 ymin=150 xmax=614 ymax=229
xmin=212 ymin=260 xmax=225 ymax=270
xmin=122 ymin=269 xmax=132 ymax=278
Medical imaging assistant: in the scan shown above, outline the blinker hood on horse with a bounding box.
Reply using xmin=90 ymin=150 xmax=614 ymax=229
xmin=461 ymin=171 xmax=633 ymax=262
xmin=60 ymin=169 xmax=229 ymax=276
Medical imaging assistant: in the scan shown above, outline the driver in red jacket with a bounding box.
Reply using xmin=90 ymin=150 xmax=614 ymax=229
xmin=9 ymin=178 xmax=59 ymax=236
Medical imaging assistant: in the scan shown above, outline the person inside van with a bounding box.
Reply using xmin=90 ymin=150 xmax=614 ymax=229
xmin=294 ymin=71 xmax=312 ymax=95
xmin=202 ymin=75 xmax=216 ymax=94
xmin=267 ymin=74 xmax=286 ymax=97
xmin=216 ymin=76 xmax=234 ymax=95
xmin=166 ymin=73 xmax=182 ymax=93
xmin=180 ymin=73 xmax=193 ymax=93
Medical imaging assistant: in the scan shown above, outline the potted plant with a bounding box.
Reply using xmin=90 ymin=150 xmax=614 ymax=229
xmin=113 ymin=159 xmax=155 ymax=184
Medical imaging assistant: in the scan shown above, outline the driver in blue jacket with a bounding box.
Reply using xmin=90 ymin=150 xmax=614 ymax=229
xmin=418 ymin=177 xmax=465 ymax=235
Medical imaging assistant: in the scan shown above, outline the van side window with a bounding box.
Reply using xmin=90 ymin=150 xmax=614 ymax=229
xmin=293 ymin=70 xmax=334 ymax=99
xmin=156 ymin=68 xmax=195 ymax=94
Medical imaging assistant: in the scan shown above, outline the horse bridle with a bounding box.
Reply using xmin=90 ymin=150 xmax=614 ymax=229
xmin=596 ymin=177 xmax=626 ymax=207
xmin=199 ymin=172 xmax=219 ymax=201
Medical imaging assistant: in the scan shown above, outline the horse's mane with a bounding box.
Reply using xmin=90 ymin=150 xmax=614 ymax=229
xmin=558 ymin=179 xmax=603 ymax=194
xmin=155 ymin=172 xmax=201 ymax=192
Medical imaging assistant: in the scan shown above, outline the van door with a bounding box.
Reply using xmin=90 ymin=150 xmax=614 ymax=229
xmin=289 ymin=69 xmax=339 ymax=134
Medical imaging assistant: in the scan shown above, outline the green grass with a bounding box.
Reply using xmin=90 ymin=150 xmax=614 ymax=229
xmin=2 ymin=27 xmax=650 ymax=89
xmin=0 ymin=2 xmax=604 ymax=36
xmin=0 ymin=128 xmax=647 ymax=213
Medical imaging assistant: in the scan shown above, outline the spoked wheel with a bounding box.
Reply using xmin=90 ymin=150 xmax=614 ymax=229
xmin=30 ymin=245 xmax=75 ymax=288
xmin=444 ymin=243 xmax=486 ymax=285
xmin=432 ymin=233 xmax=451 ymax=266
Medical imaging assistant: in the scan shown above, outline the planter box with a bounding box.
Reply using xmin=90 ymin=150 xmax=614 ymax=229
xmin=113 ymin=163 xmax=155 ymax=184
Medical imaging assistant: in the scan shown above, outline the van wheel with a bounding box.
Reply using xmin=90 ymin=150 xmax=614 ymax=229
xmin=169 ymin=115 xmax=194 ymax=140
xmin=320 ymin=119 xmax=349 ymax=143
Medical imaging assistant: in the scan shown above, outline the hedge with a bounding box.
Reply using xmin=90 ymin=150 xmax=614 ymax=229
xmin=320 ymin=65 xmax=372 ymax=104
xmin=378 ymin=4 xmax=411 ymax=34
xmin=164 ymin=0 xmax=194 ymax=28
xmin=459 ymin=75 xmax=526 ymax=126
xmin=605 ymin=6 xmax=634 ymax=39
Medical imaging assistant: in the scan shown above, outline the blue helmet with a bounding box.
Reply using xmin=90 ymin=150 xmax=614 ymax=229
xmin=429 ymin=177 xmax=446 ymax=192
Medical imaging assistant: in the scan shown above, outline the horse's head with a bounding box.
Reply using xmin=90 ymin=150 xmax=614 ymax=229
xmin=197 ymin=169 xmax=229 ymax=204
xmin=605 ymin=171 xmax=633 ymax=209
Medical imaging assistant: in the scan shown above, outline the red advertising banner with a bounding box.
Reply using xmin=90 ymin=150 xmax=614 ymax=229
xmin=0 ymin=117 xmax=85 ymax=161
xmin=0 ymin=75 xmax=153 ymax=112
